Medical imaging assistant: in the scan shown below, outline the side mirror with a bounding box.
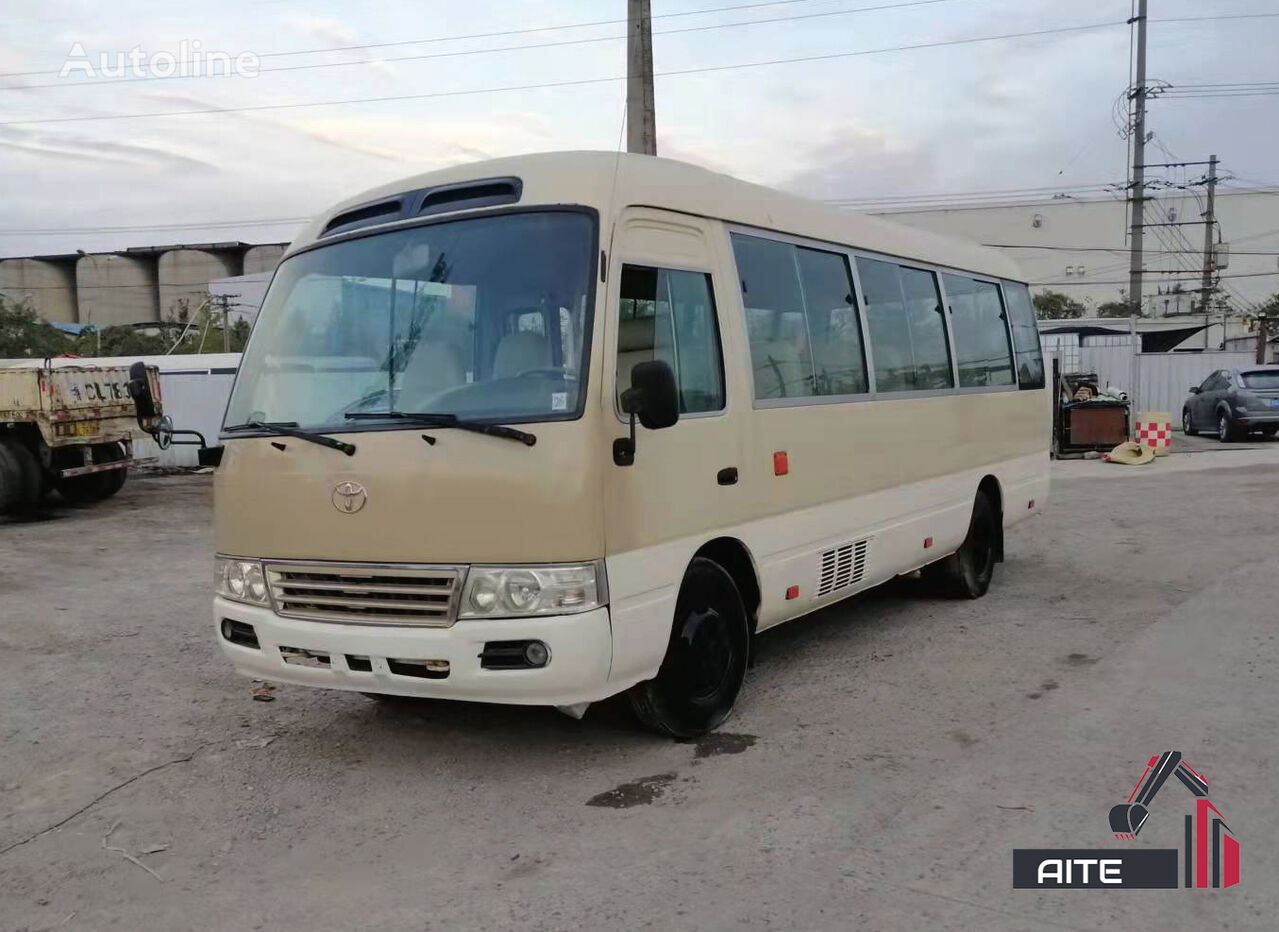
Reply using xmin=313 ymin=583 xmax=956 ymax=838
xmin=127 ymin=361 xmax=158 ymax=421
xmin=613 ymin=360 xmax=680 ymax=466
xmin=625 ymin=360 xmax=680 ymax=430
xmin=1188 ymin=386 xmax=1201 ymax=394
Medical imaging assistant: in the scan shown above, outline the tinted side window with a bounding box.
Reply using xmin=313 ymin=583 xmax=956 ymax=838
xmin=731 ymin=234 xmax=815 ymax=400
xmin=944 ymin=274 xmax=1015 ymax=388
xmin=858 ymin=258 xmax=954 ymax=392
xmin=796 ymin=248 xmax=868 ymax=396
xmin=617 ymin=265 xmax=724 ymax=414
xmin=1001 ymin=281 xmax=1045 ymax=389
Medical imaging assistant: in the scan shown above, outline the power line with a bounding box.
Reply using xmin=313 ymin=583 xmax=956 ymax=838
xmin=0 ymin=19 xmax=1126 ymax=127
xmin=0 ymin=218 xmax=305 ymax=236
xmin=1034 ymin=270 xmax=1279 ymax=286
xmin=4 ymin=0 xmax=965 ymax=92
xmin=0 ymin=0 xmax=941 ymax=80
xmin=984 ymin=243 xmax=1279 ymax=256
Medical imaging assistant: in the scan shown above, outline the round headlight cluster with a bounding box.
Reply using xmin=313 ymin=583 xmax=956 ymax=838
xmin=459 ymin=563 xmax=603 ymax=619
xmin=216 ymin=557 xmax=270 ymax=606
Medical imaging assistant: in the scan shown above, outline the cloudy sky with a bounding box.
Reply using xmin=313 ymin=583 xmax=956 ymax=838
xmin=1 ymin=0 xmax=1276 ymax=258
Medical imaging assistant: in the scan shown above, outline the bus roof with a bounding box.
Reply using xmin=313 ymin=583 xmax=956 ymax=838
xmin=288 ymin=151 xmax=1024 ymax=282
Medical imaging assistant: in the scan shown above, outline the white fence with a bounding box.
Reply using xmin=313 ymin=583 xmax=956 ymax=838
xmin=1060 ymin=340 xmax=1255 ymax=420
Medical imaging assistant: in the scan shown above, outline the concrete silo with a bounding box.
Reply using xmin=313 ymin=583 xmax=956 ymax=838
xmin=0 ymin=256 xmax=79 ymax=323
xmin=243 ymin=243 xmax=287 ymax=276
xmin=157 ymin=248 xmax=241 ymax=319
xmin=76 ymin=253 xmax=160 ymax=326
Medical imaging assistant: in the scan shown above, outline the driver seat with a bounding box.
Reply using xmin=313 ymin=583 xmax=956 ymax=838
xmin=492 ymin=331 xmax=551 ymax=379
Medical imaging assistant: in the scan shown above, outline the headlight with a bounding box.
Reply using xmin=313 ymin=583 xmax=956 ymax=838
xmin=215 ymin=556 xmax=270 ymax=606
xmin=459 ymin=562 xmax=606 ymax=618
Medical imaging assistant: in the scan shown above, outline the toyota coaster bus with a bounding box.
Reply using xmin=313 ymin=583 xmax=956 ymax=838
xmin=198 ymin=151 xmax=1048 ymax=737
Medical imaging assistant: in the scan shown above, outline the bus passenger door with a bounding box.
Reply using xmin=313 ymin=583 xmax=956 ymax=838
xmin=602 ymin=209 xmax=745 ymax=688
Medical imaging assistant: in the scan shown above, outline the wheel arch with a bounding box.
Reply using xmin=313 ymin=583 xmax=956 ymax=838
xmin=691 ymin=536 xmax=761 ymax=636
xmin=977 ymin=474 xmax=1005 ymax=563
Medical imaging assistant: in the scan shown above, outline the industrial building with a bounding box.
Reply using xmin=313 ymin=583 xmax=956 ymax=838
xmin=876 ymin=187 xmax=1279 ymax=315
xmin=0 ymin=242 xmax=287 ymax=326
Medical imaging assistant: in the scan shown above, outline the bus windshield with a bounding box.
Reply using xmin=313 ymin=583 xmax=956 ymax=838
xmin=224 ymin=210 xmax=596 ymax=433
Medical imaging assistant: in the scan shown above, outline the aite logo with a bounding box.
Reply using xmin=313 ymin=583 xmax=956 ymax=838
xmin=1013 ymin=751 xmax=1240 ymax=890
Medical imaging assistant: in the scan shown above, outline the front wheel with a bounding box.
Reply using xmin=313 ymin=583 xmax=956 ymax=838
xmin=925 ymin=493 xmax=998 ymax=599
xmin=1182 ymin=408 xmax=1197 ymax=436
xmin=627 ymin=557 xmax=750 ymax=739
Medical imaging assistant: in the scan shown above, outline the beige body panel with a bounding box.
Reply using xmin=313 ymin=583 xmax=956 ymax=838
xmin=213 ymin=421 xmax=606 ymax=564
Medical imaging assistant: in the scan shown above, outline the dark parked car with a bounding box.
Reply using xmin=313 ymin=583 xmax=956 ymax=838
xmin=1183 ymin=366 xmax=1279 ymax=441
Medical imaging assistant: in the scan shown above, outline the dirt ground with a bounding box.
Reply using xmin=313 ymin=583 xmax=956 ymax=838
xmin=2 ymin=444 xmax=1277 ymax=931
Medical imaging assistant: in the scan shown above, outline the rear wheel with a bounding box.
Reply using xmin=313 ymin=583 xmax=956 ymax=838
xmin=925 ymin=493 xmax=998 ymax=599
xmin=628 ymin=557 xmax=750 ymax=738
xmin=55 ymin=442 xmax=127 ymax=504
xmin=1217 ymin=411 xmax=1242 ymax=443
xmin=0 ymin=439 xmax=42 ymax=516
xmin=1182 ymin=408 xmax=1197 ymax=436
xmin=1261 ymin=427 xmax=1277 ymax=439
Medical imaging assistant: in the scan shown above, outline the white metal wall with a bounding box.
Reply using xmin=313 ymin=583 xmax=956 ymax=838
xmin=1133 ymin=352 xmax=1254 ymax=418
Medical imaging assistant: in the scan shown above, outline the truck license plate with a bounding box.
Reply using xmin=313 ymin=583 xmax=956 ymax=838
xmin=73 ymin=421 xmax=99 ymax=437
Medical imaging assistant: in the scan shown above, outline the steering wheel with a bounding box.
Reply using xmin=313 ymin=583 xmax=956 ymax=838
xmin=511 ymin=367 xmax=578 ymax=382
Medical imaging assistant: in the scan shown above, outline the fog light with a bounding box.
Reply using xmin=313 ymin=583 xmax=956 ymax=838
xmin=523 ymin=641 xmax=550 ymax=667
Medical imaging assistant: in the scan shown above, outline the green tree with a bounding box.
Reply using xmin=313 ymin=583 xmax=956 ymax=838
xmin=0 ymin=294 xmax=73 ymax=358
xmin=1097 ymin=300 xmax=1142 ymax=318
xmin=1032 ymin=289 xmax=1086 ymax=320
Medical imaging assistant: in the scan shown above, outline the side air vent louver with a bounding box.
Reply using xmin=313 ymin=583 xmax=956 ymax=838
xmin=816 ymin=539 xmax=870 ymax=597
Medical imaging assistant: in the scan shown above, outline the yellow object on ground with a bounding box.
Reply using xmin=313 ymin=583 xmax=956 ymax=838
xmin=1134 ymin=412 xmax=1173 ymax=456
xmin=1103 ymin=441 xmax=1156 ymax=465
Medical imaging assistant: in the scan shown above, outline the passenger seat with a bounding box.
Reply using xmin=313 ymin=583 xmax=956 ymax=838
xmin=398 ymin=342 xmax=464 ymax=405
xmin=616 ymin=316 xmax=657 ymax=394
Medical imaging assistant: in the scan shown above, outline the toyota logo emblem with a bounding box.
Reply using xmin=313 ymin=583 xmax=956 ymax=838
xmin=331 ymin=481 xmax=367 ymax=514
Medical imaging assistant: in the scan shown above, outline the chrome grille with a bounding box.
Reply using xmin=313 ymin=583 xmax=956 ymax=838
xmin=816 ymin=539 xmax=870 ymax=597
xmin=265 ymin=562 xmax=462 ymax=626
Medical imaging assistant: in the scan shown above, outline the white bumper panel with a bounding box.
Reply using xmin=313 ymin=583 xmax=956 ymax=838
xmin=214 ymin=599 xmax=620 ymax=706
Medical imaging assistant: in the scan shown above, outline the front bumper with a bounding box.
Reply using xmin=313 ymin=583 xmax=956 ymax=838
xmin=214 ymin=598 xmax=618 ymax=706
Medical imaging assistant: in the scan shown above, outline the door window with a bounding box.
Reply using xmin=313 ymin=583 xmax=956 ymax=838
xmin=617 ymin=265 xmax=725 ymax=414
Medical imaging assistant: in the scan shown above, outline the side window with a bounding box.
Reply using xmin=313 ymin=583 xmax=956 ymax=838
xmin=617 ymin=265 xmax=725 ymax=414
xmin=1001 ymin=281 xmax=1046 ymax=389
xmin=731 ymin=234 xmax=814 ymax=400
xmin=857 ymin=258 xmax=954 ymax=392
xmin=730 ymin=233 xmax=869 ymax=400
xmin=796 ymin=247 xmax=868 ymax=396
xmin=944 ymin=274 xmax=1015 ymax=388
xmin=1199 ymin=373 xmax=1218 ymax=392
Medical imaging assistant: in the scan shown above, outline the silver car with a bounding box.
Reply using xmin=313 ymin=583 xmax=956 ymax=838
xmin=1183 ymin=366 xmax=1279 ymax=441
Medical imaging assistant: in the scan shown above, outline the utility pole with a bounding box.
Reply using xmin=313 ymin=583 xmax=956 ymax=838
xmin=1127 ymin=0 xmax=1149 ymax=316
xmin=1258 ymin=313 xmax=1270 ymax=365
xmin=1199 ymin=153 xmax=1218 ymax=327
xmin=626 ymin=0 xmax=656 ymax=155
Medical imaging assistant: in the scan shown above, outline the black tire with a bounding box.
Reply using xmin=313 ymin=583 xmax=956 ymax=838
xmin=1261 ymin=427 xmax=1277 ymax=439
xmin=627 ymin=557 xmax=750 ymax=739
xmin=0 ymin=439 xmax=43 ymax=516
xmin=1182 ymin=408 xmax=1197 ymax=436
xmin=55 ymin=442 xmax=126 ymax=504
xmin=1217 ymin=411 xmax=1241 ymax=443
xmin=925 ymin=493 xmax=998 ymax=599
xmin=0 ymin=442 xmax=22 ymax=514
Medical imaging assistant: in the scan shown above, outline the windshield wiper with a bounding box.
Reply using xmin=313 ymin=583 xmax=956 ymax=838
xmin=345 ymin=411 xmax=537 ymax=446
xmin=224 ymin=420 xmax=356 ymax=456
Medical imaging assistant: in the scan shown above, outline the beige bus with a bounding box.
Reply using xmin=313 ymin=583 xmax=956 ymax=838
xmin=205 ymin=152 xmax=1048 ymax=737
